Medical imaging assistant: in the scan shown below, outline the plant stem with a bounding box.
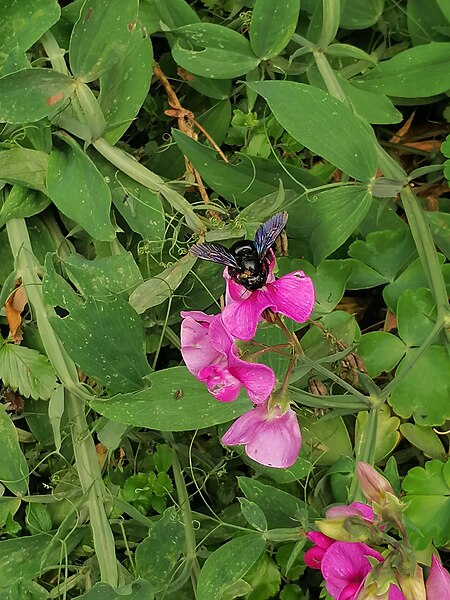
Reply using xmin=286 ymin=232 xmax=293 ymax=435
xmin=349 ymin=408 xmax=379 ymax=502
xmin=317 ymin=0 xmax=341 ymax=50
xmin=6 ymin=217 xmax=118 ymax=586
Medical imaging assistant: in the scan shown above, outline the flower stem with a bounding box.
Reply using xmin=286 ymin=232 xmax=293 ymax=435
xmin=6 ymin=216 xmax=118 ymax=586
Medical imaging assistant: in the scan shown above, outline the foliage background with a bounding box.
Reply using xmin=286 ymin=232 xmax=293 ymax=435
xmin=0 ymin=0 xmax=449 ymax=598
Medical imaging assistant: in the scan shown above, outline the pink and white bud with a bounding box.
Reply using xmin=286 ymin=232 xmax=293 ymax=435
xmin=356 ymin=462 xmax=394 ymax=505
xmin=426 ymin=555 xmax=450 ymax=600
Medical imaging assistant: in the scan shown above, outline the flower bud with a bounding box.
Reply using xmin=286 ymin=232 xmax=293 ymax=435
xmin=316 ymin=515 xmax=372 ymax=543
xmin=426 ymin=555 xmax=450 ymax=599
xmin=357 ymin=462 xmax=394 ymax=505
xmin=398 ymin=565 xmax=426 ymax=600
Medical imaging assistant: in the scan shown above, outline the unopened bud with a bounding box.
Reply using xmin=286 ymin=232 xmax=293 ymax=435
xmin=357 ymin=462 xmax=394 ymax=505
xmin=316 ymin=515 xmax=371 ymax=543
xmin=398 ymin=565 xmax=426 ymax=600
xmin=426 ymin=555 xmax=450 ymax=599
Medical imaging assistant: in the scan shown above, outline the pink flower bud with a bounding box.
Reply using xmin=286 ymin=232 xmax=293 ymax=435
xmin=356 ymin=462 xmax=394 ymax=505
xmin=426 ymin=555 xmax=450 ymax=600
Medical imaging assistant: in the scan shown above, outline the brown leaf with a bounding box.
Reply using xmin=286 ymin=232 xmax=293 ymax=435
xmin=5 ymin=283 xmax=28 ymax=344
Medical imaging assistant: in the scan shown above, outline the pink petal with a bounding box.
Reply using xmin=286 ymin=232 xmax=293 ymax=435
xmin=198 ymin=364 xmax=242 ymax=402
xmin=228 ymin=351 xmax=275 ymax=404
xmin=222 ymin=405 xmax=301 ymax=468
xmin=326 ymin=502 xmax=374 ymax=522
xmin=264 ymin=271 xmax=315 ymax=324
xmin=339 ymin=582 xmax=361 ymax=600
xmin=388 ymin=584 xmax=406 ymax=600
xmin=304 ymin=546 xmax=328 ymax=570
xmin=208 ymin=314 xmax=234 ymax=355
xmin=221 ymin=288 xmax=270 ymax=340
xmin=307 ymin=531 xmax=335 ymax=549
xmin=321 ymin=542 xmax=383 ymax=600
xmin=180 ymin=313 xmax=221 ymax=376
xmin=426 ymin=555 xmax=450 ymax=600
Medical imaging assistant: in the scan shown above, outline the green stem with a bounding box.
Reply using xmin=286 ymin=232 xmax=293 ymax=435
xmin=317 ymin=0 xmax=341 ymax=49
xmin=40 ymin=31 xmax=69 ymax=75
xmin=6 ymin=217 xmax=118 ymax=586
xmin=349 ymin=408 xmax=379 ymax=502
xmin=165 ymin=432 xmax=200 ymax=595
xmin=314 ymin=51 xmax=348 ymax=104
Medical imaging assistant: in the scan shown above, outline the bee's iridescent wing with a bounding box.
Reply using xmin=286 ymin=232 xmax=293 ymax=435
xmin=190 ymin=242 xmax=240 ymax=269
xmin=254 ymin=211 xmax=288 ymax=259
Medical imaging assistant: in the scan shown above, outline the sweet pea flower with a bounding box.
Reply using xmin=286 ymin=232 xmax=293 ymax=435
xmin=426 ymin=555 xmax=450 ymax=600
xmin=221 ymin=401 xmax=301 ymax=468
xmin=222 ymin=262 xmax=315 ymax=340
xmin=320 ymin=542 xmax=405 ymax=600
xmin=180 ymin=311 xmax=275 ymax=403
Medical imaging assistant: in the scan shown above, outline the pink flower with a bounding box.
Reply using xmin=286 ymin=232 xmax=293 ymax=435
xmin=426 ymin=555 xmax=450 ymax=600
xmin=221 ymin=401 xmax=301 ymax=468
xmin=222 ymin=266 xmax=315 ymax=340
xmin=180 ymin=311 xmax=275 ymax=403
xmin=304 ymin=503 xmax=374 ymax=570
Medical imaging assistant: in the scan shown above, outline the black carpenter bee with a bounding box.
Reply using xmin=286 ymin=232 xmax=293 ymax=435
xmin=190 ymin=212 xmax=288 ymax=291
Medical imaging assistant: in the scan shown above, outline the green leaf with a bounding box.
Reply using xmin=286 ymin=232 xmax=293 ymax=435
xmin=400 ymin=424 xmax=446 ymax=461
xmin=348 ymin=229 xmax=417 ymax=283
xmin=326 ymin=44 xmax=377 ymax=64
xmin=288 ymin=185 xmax=372 ymax=264
xmin=248 ymin=81 xmax=378 ymax=182
xmin=244 ymin=554 xmax=281 ymax=599
xmin=339 ymin=79 xmax=402 ymax=125
xmin=238 ymin=477 xmax=307 ymax=528
xmin=407 ymin=0 xmax=450 ymax=45
xmin=100 ymin=35 xmax=153 ymax=144
xmin=397 ymin=288 xmax=437 ymax=347
xmin=355 ymin=405 xmax=400 ymax=462
xmin=0 ymin=406 xmax=29 ymax=496
xmin=0 ymin=0 xmax=60 ymax=53
xmin=91 ymin=367 xmax=252 ymax=430
xmin=47 ymin=135 xmax=116 ymax=242
xmin=154 ymin=0 xmax=200 ymax=28
xmin=69 ymin=0 xmax=140 ymax=82
xmin=43 ymin=255 xmax=150 ymax=393
xmin=0 ymin=186 xmax=50 ymax=228
xmin=129 ymin=255 xmax=196 ymax=313
xmin=0 ymin=69 xmax=76 ymax=124
xmin=135 ymin=508 xmax=184 ymax=591
xmin=48 ymin=385 xmax=64 ymax=452
xmin=390 ymin=346 xmax=450 ymax=426
xmin=61 ymin=253 xmax=143 ymax=297
xmin=427 ymin=211 xmax=450 ymax=260
xmin=402 ymin=460 xmax=450 ymax=550
xmin=0 ymin=343 xmax=57 ymax=401
xmin=197 ymin=534 xmax=266 ymax=600
xmin=26 ymin=504 xmax=52 ymax=535
xmin=172 ymin=130 xmax=318 ymax=207
xmin=300 ymin=413 xmax=353 ymax=466
xmin=339 ymin=0 xmax=384 ymax=29
xmin=76 ymin=580 xmax=154 ymax=600
xmin=436 ymin=0 xmax=450 ymax=25
xmin=250 ymin=0 xmax=300 ymax=60
xmin=0 ymin=149 xmax=48 ymax=193
xmin=357 ymin=332 xmax=406 ymax=377
xmin=238 ymin=498 xmax=268 ymax=531
xmin=171 ymin=23 xmax=260 ymax=79
xmin=352 ymin=43 xmax=450 ymax=97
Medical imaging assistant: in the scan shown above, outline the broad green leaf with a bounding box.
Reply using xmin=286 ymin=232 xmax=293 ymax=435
xmin=352 ymin=43 xmax=450 ymax=97
xmin=0 ymin=0 xmax=60 ymax=52
xmin=397 ymin=288 xmax=437 ymax=347
xmin=436 ymin=0 xmax=450 ymax=25
xmin=238 ymin=498 xmax=268 ymax=531
xmin=74 ymin=580 xmax=155 ymax=600
xmin=91 ymin=367 xmax=252 ymax=430
xmin=326 ymin=44 xmax=377 ymax=64
xmin=301 ymin=311 xmax=360 ymax=361
xmin=253 ymin=323 xmax=291 ymax=381
xmin=287 ymin=185 xmax=372 ymax=264
xmin=172 ymin=130 xmax=319 ymax=206
xmin=300 ymin=414 xmax=353 ymax=465
xmin=243 ymin=555 xmax=281 ymax=599
xmin=357 ymin=332 xmax=406 ymax=377
xmin=400 ymin=424 xmax=446 ymax=461
xmin=339 ymin=0 xmax=384 ymax=29
xmin=26 ymin=503 xmax=52 ymax=535
xmin=0 ymin=186 xmax=50 ymax=228
xmin=0 ymin=69 xmax=75 ymax=124
xmin=407 ymin=0 xmax=450 ymax=45
xmin=402 ymin=460 xmax=450 ymax=550
xmin=238 ymin=477 xmax=307 ymax=528
xmin=427 ymin=211 xmax=450 ymax=260
xmin=69 ymin=0 xmax=140 ymax=82
xmin=0 ymin=148 xmax=48 ymax=193
xmin=129 ymin=255 xmax=196 ymax=313
xmin=197 ymin=534 xmax=266 ymax=600
xmin=250 ymin=0 xmax=300 ymax=60
xmin=135 ymin=508 xmax=184 ymax=590
xmin=0 ymin=406 xmax=29 ymax=496
xmin=62 ymin=253 xmax=143 ymax=297
xmin=0 ymin=343 xmax=57 ymax=401
xmin=43 ymin=255 xmax=150 ymax=393
xmin=90 ymin=149 xmax=165 ymax=243
xmin=154 ymin=0 xmax=200 ymax=28
xmin=248 ymin=81 xmax=378 ymax=182
xmin=355 ymin=405 xmax=400 ymax=462
xmin=340 ymin=79 xmax=402 ymax=125
xmin=0 ymin=530 xmax=84 ymax=588
xmin=390 ymin=346 xmax=450 ymax=426
xmin=171 ymin=23 xmax=260 ymax=79
xmin=47 ymin=135 xmax=115 ymax=241
xmin=184 ymin=74 xmax=232 ymax=100
xmin=0 ymin=47 xmax=30 ymax=78
xmin=349 ymin=229 xmax=417 ymax=283
xmin=100 ymin=35 xmax=153 ymax=144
